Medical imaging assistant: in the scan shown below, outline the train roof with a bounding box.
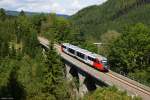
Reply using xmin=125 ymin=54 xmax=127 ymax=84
xmin=62 ymin=43 xmax=107 ymax=61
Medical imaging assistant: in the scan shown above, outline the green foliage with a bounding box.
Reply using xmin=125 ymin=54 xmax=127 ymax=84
xmin=109 ymin=23 xmax=150 ymax=86
xmin=30 ymin=13 xmax=46 ymax=33
xmin=83 ymin=86 xmax=141 ymax=100
xmin=0 ymin=17 xmax=16 ymax=58
xmin=0 ymin=59 xmax=26 ymax=100
xmin=16 ymin=13 xmax=39 ymax=58
xmin=19 ymin=10 xmax=26 ymax=17
xmin=71 ymin=0 xmax=150 ymax=41
xmin=71 ymin=0 xmax=150 ymax=87
xmin=39 ymin=13 xmax=76 ymax=44
xmin=0 ymin=8 xmax=6 ymax=20
xmin=99 ymin=31 xmax=121 ymax=56
xmin=81 ymin=41 xmax=97 ymax=53
xmin=42 ymin=42 xmax=70 ymax=99
xmin=0 ymin=9 xmax=72 ymax=99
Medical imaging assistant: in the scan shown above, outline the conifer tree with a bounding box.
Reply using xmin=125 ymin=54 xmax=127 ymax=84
xmin=19 ymin=10 xmax=26 ymax=17
xmin=0 ymin=8 xmax=6 ymax=20
xmin=42 ymin=42 xmax=69 ymax=99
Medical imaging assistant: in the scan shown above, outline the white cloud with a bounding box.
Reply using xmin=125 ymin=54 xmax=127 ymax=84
xmin=0 ymin=0 xmax=107 ymax=15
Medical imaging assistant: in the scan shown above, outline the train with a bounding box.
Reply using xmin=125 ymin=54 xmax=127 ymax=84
xmin=61 ymin=43 xmax=109 ymax=72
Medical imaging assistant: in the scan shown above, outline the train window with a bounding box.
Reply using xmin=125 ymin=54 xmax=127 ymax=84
xmin=68 ymin=48 xmax=75 ymax=54
xmin=77 ymin=52 xmax=85 ymax=59
xmin=102 ymin=60 xmax=108 ymax=66
xmin=77 ymin=52 xmax=80 ymax=57
xmin=88 ymin=56 xmax=95 ymax=61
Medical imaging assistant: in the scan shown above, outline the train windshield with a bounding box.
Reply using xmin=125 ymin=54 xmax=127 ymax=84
xmin=102 ymin=60 xmax=108 ymax=67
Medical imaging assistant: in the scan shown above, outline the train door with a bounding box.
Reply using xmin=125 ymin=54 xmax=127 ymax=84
xmin=84 ymin=55 xmax=88 ymax=63
xmin=87 ymin=56 xmax=95 ymax=66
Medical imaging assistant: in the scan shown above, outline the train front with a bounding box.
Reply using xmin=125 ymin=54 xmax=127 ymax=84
xmin=101 ymin=59 xmax=109 ymax=72
xmin=97 ymin=56 xmax=109 ymax=72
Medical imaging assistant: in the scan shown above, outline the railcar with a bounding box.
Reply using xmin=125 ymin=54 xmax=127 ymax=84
xmin=61 ymin=43 xmax=109 ymax=72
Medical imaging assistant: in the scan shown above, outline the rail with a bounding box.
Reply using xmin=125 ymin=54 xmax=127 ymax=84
xmin=38 ymin=36 xmax=150 ymax=100
xmin=106 ymin=71 xmax=150 ymax=96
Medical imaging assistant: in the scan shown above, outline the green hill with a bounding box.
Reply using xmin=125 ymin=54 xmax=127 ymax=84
xmin=71 ymin=0 xmax=150 ymax=41
xmin=71 ymin=0 xmax=150 ymax=87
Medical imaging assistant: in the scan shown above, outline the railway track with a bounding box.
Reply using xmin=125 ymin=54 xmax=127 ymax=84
xmin=106 ymin=72 xmax=150 ymax=96
xmin=38 ymin=36 xmax=150 ymax=100
xmin=55 ymin=43 xmax=150 ymax=99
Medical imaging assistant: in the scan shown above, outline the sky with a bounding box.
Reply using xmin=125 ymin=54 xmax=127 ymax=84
xmin=0 ymin=0 xmax=107 ymax=15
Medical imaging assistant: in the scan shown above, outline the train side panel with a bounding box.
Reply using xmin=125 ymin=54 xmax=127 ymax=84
xmin=61 ymin=43 xmax=109 ymax=72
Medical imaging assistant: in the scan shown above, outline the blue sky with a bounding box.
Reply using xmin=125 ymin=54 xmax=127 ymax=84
xmin=0 ymin=0 xmax=107 ymax=15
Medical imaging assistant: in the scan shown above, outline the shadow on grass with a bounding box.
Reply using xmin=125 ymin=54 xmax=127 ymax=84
xmin=0 ymin=70 xmax=26 ymax=100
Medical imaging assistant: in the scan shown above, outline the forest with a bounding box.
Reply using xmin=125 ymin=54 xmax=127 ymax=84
xmin=0 ymin=0 xmax=149 ymax=99
xmin=71 ymin=0 xmax=150 ymax=87
xmin=71 ymin=0 xmax=150 ymax=40
xmin=0 ymin=8 xmax=73 ymax=99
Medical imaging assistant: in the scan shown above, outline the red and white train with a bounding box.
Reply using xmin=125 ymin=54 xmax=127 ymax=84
xmin=61 ymin=43 xmax=109 ymax=72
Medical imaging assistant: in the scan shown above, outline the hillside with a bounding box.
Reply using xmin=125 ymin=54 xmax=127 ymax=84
xmin=71 ymin=0 xmax=150 ymax=41
xmin=0 ymin=2 xmax=149 ymax=99
xmin=71 ymin=0 xmax=150 ymax=87
xmin=5 ymin=10 xmax=69 ymax=18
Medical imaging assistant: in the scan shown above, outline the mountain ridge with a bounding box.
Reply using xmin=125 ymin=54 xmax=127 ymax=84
xmin=71 ymin=0 xmax=150 ymax=41
xmin=6 ymin=10 xmax=69 ymax=18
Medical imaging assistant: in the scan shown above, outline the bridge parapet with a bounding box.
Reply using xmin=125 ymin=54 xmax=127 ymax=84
xmin=38 ymin=37 xmax=150 ymax=100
